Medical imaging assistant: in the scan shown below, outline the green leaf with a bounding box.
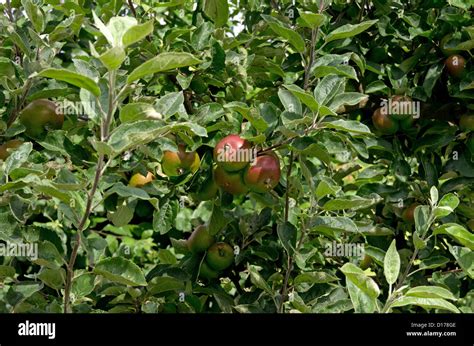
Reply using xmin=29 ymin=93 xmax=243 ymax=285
xmin=315 ymin=177 xmax=341 ymax=199
xmin=313 ymin=65 xmax=358 ymax=80
xmin=298 ymin=12 xmax=325 ymax=29
xmin=419 ymin=256 xmax=450 ymax=270
xmin=434 ymin=194 xmax=459 ymax=218
xmin=414 ymin=205 xmax=431 ymax=237
xmin=325 ymin=20 xmax=378 ymax=43
xmin=4 ymin=143 xmax=32 ymax=176
xmin=448 ymin=245 xmax=474 ymax=279
xmin=248 ymin=265 xmax=272 ymax=295
xmin=123 ymin=20 xmax=154 ymax=47
xmin=423 ymin=64 xmax=444 ymax=98
xmin=9 ymin=32 xmax=30 ymax=56
xmin=278 ymin=89 xmax=302 ymax=115
xmin=277 ymin=222 xmax=297 ymax=255
xmin=33 ymin=241 xmax=65 ymax=269
xmin=38 ymin=69 xmax=101 ymax=96
xmin=127 ymin=52 xmax=202 ymax=83
xmin=283 ymin=84 xmax=319 ymax=112
xmin=94 ymin=257 xmax=147 ymax=286
xmin=314 ymin=75 xmax=346 ymax=105
xmin=323 ymin=119 xmax=371 ymax=134
xmin=224 ymin=103 xmax=268 ymax=132
xmin=294 ymin=271 xmax=339 ymax=285
xmin=107 ymin=16 xmax=137 ymax=47
xmin=155 ymin=92 xmax=185 ymax=118
xmin=119 ymin=103 xmax=162 ymax=123
xmin=405 ymin=286 xmax=456 ymax=300
xmin=108 ymin=120 xmax=206 ymax=155
xmin=323 ymin=194 xmax=382 ymax=211
xmin=92 ymin=11 xmax=114 ymax=45
xmin=340 ymin=263 xmax=380 ymax=313
xmin=384 ymin=240 xmax=400 ymax=285
xmin=413 ymin=232 xmax=427 ymax=250
xmin=153 ymin=200 xmax=178 ymax=235
xmin=312 ymin=216 xmax=358 ymax=234
xmin=108 ymin=204 xmax=134 ymax=227
xmin=7 ymin=282 xmax=43 ymax=307
xmin=430 ymin=186 xmax=439 ymax=205
xmin=22 ymin=0 xmax=44 ymax=33
xmin=72 ymin=274 xmax=96 ymax=298
xmin=203 ymin=0 xmax=229 ymax=27
xmin=208 ymin=205 xmax=231 ymax=236
xmin=390 ymin=296 xmax=459 ymax=313
xmin=0 ymin=265 xmax=15 ymax=279
xmin=434 ymin=223 xmax=474 ymax=250
xmin=147 ymin=276 xmax=184 ymax=294
xmin=191 ymin=22 xmax=214 ymax=51
xmin=99 ymin=46 xmax=126 ymax=70
xmin=261 ymin=15 xmax=305 ymax=52
xmin=327 ymin=92 xmax=368 ymax=112
xmin=341 ymin=263 xmax=380 ymax=298
xmin=38 ymin=268 xmax=66 ymax=290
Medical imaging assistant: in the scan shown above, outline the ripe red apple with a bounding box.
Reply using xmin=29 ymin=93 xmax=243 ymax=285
xmin=445 ymin=55 xmax=466 ymax=78
xmin=243 ymin=153 xmax=281 ymax=193
xmin=213 ymin=134 xmax=252 ymax=172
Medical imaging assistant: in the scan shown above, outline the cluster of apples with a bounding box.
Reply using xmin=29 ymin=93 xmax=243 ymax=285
xmin=129 ymin=140 xmax=200 ymax=187
xmin=212 ymin=134 xmax=281 ymax=195
xmin=371 ymin=95 xmax=418 ymax=135
xmin=186 ymin=225 xmax=234 ymax=280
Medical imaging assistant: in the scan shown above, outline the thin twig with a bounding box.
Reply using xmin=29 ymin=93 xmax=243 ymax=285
xmin=63 ymin=154 xmax=104 ymax=313
xmin=278 ymin=151 xmax=294 ymax=312
xmin=303 ymin=28 xmax=317 ymax=90
xmin=127 ymin=0 xmax=137 ymax=18
xmin=5 ymin=0 xmax=15 ymax=22
xmin=63 ymin=71 xmax=117 ymax=313
xmin=7 ymin=77 xmax=33 ymax=128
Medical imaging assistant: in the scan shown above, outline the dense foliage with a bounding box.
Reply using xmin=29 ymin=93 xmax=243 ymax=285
xmin=0 ymin=0 xmax=473 ymax=314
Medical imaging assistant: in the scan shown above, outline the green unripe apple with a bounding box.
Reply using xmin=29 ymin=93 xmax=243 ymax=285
xmin=195 ymin=177 xmax=219 ymax=201
xmin=199 ymin=261 xmax=219 ymax=280
xmin=187 ymin=225 xmax=215 ymax=254
xmin=440 ymin=34 xmax=462 ymax=56
xmin=399 ymin=114 xmax=415 ymax=131
xmin=459 ymin=114 xmax=474 ymax=131
xmin=388 ymin=95 xmax=415 ymax=121
xmin=19 ymin=99 xmax=64 ymax=138
xmin=206 ymin=242 xmax=234 ymax=271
